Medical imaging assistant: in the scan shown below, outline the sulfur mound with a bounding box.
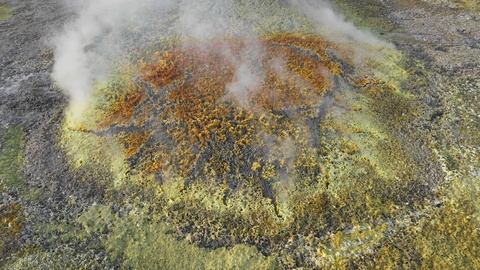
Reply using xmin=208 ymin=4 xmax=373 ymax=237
xmin=95 ymin=34 xmax=344 ymax=190
xmin=61 ymin=32 xmax=436 ymax=268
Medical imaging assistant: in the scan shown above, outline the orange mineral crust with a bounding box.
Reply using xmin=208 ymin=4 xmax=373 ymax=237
xmin=95 ymin=34 xmax=352 ymax=181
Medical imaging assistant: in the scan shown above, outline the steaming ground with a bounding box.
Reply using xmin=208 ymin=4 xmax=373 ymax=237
xmin=52 ymin=0 xmax=391 ymax=118
xmin=1 ymin=0 xmax=480 ymax=268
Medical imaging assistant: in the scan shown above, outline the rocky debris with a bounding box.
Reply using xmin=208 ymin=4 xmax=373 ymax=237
xmin=0 ymin=0 xmax=68 ymax=129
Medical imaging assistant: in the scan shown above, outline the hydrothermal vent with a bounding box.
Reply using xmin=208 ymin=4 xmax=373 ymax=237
xmin=89 ymin=34 xmax=354 ymax=194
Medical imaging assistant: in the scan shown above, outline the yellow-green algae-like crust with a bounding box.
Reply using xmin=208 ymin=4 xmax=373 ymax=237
xmin=77 ymin=204 xmax=276 ymax=269
xmin=0 ymin=126 xmax=26 ymax=191
xmin=57 ymin=1 xmax=445 ymax=268
xmin=0 ymin=5 xmax=13 ymax=22
xmin=327 ymin=1 xmax=480 ymax=267
xmin=0 ymin=127 xmax=26 ymax=265
xmin=62 ymin=40 xmax=421 ymax=268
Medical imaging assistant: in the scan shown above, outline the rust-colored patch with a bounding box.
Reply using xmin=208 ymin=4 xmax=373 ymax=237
xmin=96 ymin=34 xmax=351 ymax=180
xmin=118 ymin=131 xmax=152 ymax=158
xmin=0 ymin=202 xmax=24 ymax=261
xmin=101 ymin=85 xmax=147 ymax=128
xmin=142 ymin=51 xmax=183 ymax=87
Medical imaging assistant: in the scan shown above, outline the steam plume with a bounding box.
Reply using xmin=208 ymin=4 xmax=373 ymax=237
xmin=52 ymin=0 xmax=392 ymax=117
xmin=52 ymin=0 xmax=176 ymax=117
xmin=53 ymin=0 xmax=127 ymax=115
xmin=288 ymin=0 xmax=389 ymax=46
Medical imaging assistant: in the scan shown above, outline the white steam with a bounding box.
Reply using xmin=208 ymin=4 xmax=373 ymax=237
xmin=177 ymin=0 xmax=235 ymax=41
xmin=226 ymin=63 xmax=262 ymax=108
xmin=53 ymin=0 xmax=136 ymax=114
xmin=288 ymin=0 xmax=390 ymax=46
xmin=52 ymin=0 xmax=176 ymax=117
xmin=53 ymin=0 xmax=393 ymax=117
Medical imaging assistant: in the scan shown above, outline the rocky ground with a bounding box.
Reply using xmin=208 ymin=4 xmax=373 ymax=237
xmin=1 ymin=0 xmax=479 ymax=269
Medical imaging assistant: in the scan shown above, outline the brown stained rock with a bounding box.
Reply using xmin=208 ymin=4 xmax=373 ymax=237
xmin=0 ymin=203 xmax=24 ymax=264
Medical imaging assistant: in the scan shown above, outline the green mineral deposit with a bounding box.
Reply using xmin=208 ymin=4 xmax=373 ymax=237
xmin=79 ymin=203 xmax=277 ymax=269
xmin=0 ymin=5 xmax=13 ymax=22
xmin=0 ymin=126 xmax=25 ymax=191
